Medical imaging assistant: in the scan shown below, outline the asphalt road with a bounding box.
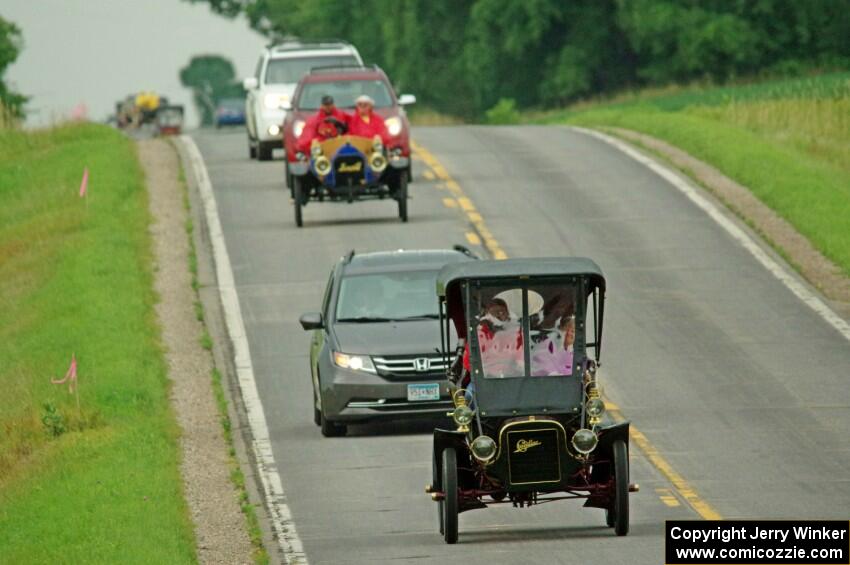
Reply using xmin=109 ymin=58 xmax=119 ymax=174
xmin=192 ymin=126 xmax=850 ymax=565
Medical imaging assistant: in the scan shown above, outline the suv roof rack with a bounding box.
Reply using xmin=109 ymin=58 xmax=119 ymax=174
xmin=308 ymin=64 xmax=380 ymax=74
xmin=268 ymin=39 xmax=353 ymax=52
xmin=453 ymin=245 xmax=480 ymax=259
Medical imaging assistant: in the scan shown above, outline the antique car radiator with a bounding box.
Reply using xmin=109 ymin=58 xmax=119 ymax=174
xmin=506 ymin=426 xmax=561 ymax=485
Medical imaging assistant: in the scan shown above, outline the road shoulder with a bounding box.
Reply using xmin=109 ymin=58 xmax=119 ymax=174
xmin=601 ymin=126 xmax=850 ymax=316
xmin=139 ymin=138 xmax=255 ymax=564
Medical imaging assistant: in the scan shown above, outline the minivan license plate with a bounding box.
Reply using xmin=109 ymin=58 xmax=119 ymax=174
xmin=407 ymin=383 xmax=440 ymax=402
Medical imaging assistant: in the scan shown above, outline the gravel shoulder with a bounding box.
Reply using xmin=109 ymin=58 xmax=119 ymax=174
xmin=139 ymin=138 xmax=254 ymax=564
xmin=605 ymin=126 xmax=850 ymax=317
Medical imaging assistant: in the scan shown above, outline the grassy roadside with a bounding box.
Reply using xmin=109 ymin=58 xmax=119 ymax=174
xmin=178 ymin=162 xmax=270 ymax=565
xmin=0 ymin=124 xmax=196 ymax=563
xmin=532 ymin=73 xmax=850 ymax=277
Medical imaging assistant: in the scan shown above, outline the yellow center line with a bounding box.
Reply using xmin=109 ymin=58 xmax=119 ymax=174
xmin=412 ymin=138 xmax=723 ymax=522
xmin=413 ymin=140 xmax=508 ymax=261
xmin=465 ymin=232 xmax=482 ymax=246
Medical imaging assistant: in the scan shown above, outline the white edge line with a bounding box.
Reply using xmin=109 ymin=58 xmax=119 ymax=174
xmin=179 ymin=135 xmax=308 ymax=565
xmin=573 ymin=126 xmax=850 ymax=344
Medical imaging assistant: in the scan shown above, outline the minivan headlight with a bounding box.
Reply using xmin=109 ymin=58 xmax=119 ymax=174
xmin=333 ymin=352 xmax=376 ymax=374
xmin=293 ymin=119 xmax=306 ymax=138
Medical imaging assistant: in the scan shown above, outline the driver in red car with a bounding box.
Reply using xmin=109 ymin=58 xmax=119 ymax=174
xmin=347 ymin=94 xmax=390 ymax=144
xmin=296 ymin=94 xmax=349 ymax=153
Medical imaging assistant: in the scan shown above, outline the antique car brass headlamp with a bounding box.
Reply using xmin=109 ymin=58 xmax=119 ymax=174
xmin=452 ymin=405 xmax=474 ymax=428
xmin=586 ymin=398 xmax=605 ymax=420
xmin=314 ymin=155 xmax=331 ymax=176
xmin=571 ymin=428 xmax=598 ymax=454
xmin=369 ymin=152 xmax=388 ymax=173
xmin=470 ymin=435 xmax=497 ymax=463
xmin=449 ymin=389 xmax=474 ymax=432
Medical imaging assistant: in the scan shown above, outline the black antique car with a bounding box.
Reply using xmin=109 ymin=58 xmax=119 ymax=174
xmin=427 ymin=258 xmax=637 ymax=543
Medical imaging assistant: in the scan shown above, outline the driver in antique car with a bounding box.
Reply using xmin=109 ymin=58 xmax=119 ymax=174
xmin=296 ymin=94 xmax=350 ymax=153
xmin=347 ymin=94 xmax=390 ymax=144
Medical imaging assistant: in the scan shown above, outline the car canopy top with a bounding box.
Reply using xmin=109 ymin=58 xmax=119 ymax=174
xmin=437 ymin=257 xmax=605 ymax=335
xmin=437 ymin=258 xmax=606 ymax=416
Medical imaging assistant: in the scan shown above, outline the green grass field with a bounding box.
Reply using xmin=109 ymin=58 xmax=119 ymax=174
xmin=0 ymin=124 xmax=196 ymax=563
xmin=534 ymin=73 xmax=850 ymax=277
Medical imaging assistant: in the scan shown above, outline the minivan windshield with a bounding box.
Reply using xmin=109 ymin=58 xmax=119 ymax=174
xmin=264 ymin=55 xmax=359 ymax=84
xmin=336 ymin=271 xmax=438 ymax=322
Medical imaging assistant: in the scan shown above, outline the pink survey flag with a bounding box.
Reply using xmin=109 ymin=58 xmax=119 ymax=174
xmin=51 ymin=354 xmax=78 ymax=394
xmin=79 ymin=168 xmax=89 ymax=198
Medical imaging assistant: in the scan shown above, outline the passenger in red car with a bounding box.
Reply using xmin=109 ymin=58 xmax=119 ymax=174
xmin=347 ymin=94 xmax=390 ymax=144
xmin=297 ymin=94 xmax=349 ymax=152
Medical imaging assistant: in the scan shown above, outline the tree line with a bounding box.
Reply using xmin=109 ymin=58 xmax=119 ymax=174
xmin=0 ymin=15 xmax=25 ymax=119
xmin=189 ymin=0 xmax=850 ymax=117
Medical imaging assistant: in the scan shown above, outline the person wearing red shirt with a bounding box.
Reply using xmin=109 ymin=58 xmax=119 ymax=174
xmin=297 ymin=95 xmax=349 ymax=153
xmin=347 ymin=94 xmax=390 ymax=144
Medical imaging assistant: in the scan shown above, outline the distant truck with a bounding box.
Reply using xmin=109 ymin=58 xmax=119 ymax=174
xmin=116 ymin=92 xmax=171 ymax=129
xmin=155 ymin=105 xmax=185 ymax=136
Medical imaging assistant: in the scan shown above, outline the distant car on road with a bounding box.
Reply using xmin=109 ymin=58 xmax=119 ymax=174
xmin=215 ymin=98 xmax=246 ymax=127
xmin=243 ymin=40 xmax=363 ymax=161
xmin=282 ymin=65 xmax=416 ymax=226
xmin=299 ymin=247 xmax=477 ymax=437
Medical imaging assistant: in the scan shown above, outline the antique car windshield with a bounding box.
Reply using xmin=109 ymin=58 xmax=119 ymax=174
xmin=298 ymin=80 xmax=394 ymax=110
xmin=336 ymin=271 xmax=439 ymax=322
xmin=471 ymin=283 xmax=577 ymax=378
xmin=264 ymin=56 xmax=359 ymax=84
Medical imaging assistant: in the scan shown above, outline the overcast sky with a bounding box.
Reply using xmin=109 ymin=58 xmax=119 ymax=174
xmin=3 ymin=0 xmax=267 ymax=127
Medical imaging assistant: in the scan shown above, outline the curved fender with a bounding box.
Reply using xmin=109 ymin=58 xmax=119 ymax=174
xmin=432 ymin=428 xmax=467 ymax=491
xmin=289 ymin=162 xmax=309 ymax=176
xmin=388 ymin=156 xmax=410 ymax=169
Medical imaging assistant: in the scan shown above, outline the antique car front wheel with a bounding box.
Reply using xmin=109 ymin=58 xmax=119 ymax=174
xmin=441 ymin=448 xmax=459 ymax=544
xmin=396 ymin=173 xmax=408 ymax=223
xmin=433 ymin=455 xmax=444 ymax=535
xmin=611 ymin=440 xmax=629 ymax=536
xmin=293 ymin=178 xmax=304 ymax=228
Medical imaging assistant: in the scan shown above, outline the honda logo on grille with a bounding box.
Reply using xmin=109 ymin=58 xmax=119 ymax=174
xmin=414 ymin=358 xmax=431 ymax=372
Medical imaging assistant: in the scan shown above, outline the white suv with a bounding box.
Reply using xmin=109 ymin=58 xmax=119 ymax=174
xmin=243 ymin=41 xmax=363 ymax=161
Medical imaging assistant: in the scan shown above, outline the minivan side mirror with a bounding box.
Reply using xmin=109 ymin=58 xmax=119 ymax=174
xmin=299 ymin=312 xmax=324 ymax=330
xmin=280 ymin=100 xmax=292 ymax=111
xmin=243 ymin=77 xmax=258 ymax=91
xmin=398 ymin=94 xmax=416 ymax=106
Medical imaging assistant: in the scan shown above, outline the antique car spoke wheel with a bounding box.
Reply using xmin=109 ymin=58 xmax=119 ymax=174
xmin=612 ymin=440 xmax=629 ymax=536
xmin=441 ymin=448 xmax=458 ymax=544
xmin=293 ymin=178 xmax=304 ymax=228
xmin=396 ymin=172 xmax=408 ymax=223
